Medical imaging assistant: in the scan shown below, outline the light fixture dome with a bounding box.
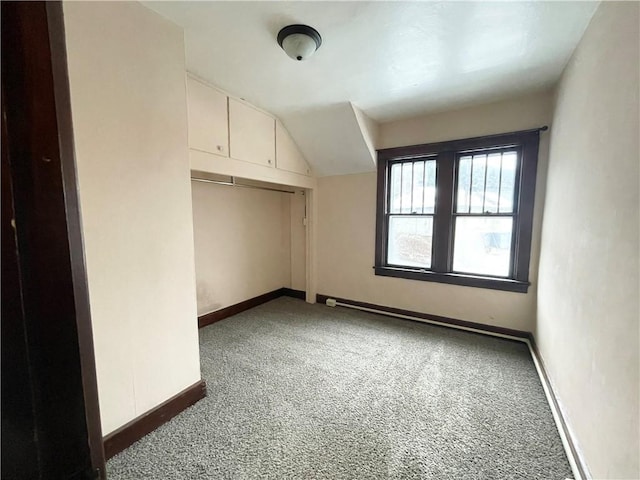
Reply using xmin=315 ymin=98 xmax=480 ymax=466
xmin=277 ymin=24 xmax=322 ymax=61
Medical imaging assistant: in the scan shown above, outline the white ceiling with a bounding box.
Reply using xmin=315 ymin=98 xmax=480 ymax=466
xmin=144 ymin=1 xmax=598 ymax=175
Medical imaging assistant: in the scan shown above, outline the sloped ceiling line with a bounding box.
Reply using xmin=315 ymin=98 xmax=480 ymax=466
xmin=144 ymin=1 xmax=598 ymax=177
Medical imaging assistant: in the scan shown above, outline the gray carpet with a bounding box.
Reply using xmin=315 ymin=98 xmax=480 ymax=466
xmin=107 ymin=297 xmax=572 ymax=479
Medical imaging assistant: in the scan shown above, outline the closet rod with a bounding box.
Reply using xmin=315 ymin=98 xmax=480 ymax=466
xmin=191 ymin=176 xmax=296 ymax=195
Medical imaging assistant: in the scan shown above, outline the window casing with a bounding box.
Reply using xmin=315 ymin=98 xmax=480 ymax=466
xmin=375 ymin=129 xmax=543 ymax=293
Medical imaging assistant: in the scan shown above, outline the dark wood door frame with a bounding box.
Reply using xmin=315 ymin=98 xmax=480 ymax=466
xmin=1 ymin=2 xmax=106 ymax=478
xmin=1 ymin=78 xmax=41 ymax=480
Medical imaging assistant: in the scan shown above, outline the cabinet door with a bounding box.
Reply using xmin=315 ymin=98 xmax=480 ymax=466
xmin=187 ymin=76 xmax=228 ymax=156
xmin=229 ymin=98 xmax=275 ymax=167
xmin=275 ymin=121 xmax=312 ymax=176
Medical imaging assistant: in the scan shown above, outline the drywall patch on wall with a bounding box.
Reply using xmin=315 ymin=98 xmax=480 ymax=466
xmin=536 ymin=2 xmax=639 ymax=478
xmin=191 ymin=182 xmax=291 ymax=316
xmin=63 ymin=1 xmax=201 ymax=434
xmin=195 ymin=282 xmax=222 ymax=315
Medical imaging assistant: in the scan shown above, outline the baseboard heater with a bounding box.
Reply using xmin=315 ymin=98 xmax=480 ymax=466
xmin=319 ymin=294 xmax=588 ymax=480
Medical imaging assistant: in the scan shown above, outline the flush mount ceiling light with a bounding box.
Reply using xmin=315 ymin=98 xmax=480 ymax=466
xmin=277 ymin=24 xmax=322 ymax=61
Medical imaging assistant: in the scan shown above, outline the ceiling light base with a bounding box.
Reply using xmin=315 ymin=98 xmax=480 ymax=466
xmin=277 ymin=24 xmax=322 ymax=61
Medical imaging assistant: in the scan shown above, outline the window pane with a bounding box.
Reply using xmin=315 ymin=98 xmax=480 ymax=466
xmin=453 ymin=217 xmax=513 ymax=277
xmin=470 ymin=154 xmax=487 ymax=213
xmin=423 ymin=160 xmax=436 ymax=214
xmin=484 ymin=153 xmax=502 ymax=213
xmin=401 ymin=162 xmax=413 ymax=213
xmin=456 ymin=156 xmax=472 ymax=213
xmin=499 ymin=152 xmax=517 ymax=213
xmin=390 ymin=160 xmax=436 ymax=215
xmin=389 ymin=163 xmax=402 ymax=213
xmin=387 ymin=215 xmax=433 ymax=268
xmin=412 ymin=161 xmax=424 ymax=213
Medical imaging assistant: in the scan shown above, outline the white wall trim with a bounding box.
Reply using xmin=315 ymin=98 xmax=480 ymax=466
xmin=525 ymin=340 xmax=586 ymax=480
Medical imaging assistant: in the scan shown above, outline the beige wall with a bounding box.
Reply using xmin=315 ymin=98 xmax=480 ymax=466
xmin=379 ymin=90 xmax=553 ymax=150
xmin=191 ymin=182 xmax=293 ymax=315
xmin=536 ymin=3 xmax=639 ymax=478
xmin=64 ymin=1 xmax=201 ymax=435
xmin=317 ymin=92 xmax=553 ymax=331
xmin=290 ymin=192 xmax=307 ymax=291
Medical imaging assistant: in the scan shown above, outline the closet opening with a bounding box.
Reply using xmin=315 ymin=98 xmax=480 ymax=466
xmin=190 ymin=171 xmax=309 ymax=328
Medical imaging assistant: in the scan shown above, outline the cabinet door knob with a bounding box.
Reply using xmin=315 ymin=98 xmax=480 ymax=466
xmin=216 ymin=145 xmax=223 ymax=152
xmin=268 ymin=159 xmax=272 ymax=164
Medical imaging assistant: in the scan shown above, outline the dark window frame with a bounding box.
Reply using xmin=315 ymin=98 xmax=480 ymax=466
xmin=375 ymin=128 xmax=544 ymax=293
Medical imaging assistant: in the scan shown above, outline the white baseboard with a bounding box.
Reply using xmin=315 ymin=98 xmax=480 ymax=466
xmin=524 ymin=338 xmax=585 ymax=480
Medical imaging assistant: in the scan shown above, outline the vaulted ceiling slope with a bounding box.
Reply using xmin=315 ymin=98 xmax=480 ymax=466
xmin=144 ymin=1 xmax=598 ymax=176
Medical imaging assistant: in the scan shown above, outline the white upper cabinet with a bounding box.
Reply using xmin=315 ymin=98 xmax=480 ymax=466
xmin=228 ymin=98 xmax=275 ymax=168
xmin=186 ymin=76 xmax=229 ymax=157
xmin=186 ymin=75 xmax=312 ymax=178
xmin=275 ymin=121 xmax=311 ymax=176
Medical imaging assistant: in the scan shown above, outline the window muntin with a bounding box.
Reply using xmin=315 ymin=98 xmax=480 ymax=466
xmin=388 ymin=159 xmax=436 ymax=215
xmin=386 ymin=149 xmax=521 ymax=278
xmin=386 ymin=159 xmax=436 ymax=268
xmin=375 ymin=129 xmax=542 ymax=293
xmin=451 ymin=147 xmax=520 ymax=278
xmin=456 ymin=150 xmax=518 ymax=214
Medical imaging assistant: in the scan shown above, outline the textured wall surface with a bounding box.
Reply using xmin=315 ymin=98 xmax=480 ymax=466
xmin=537 ymin=2 xmax=639 ymax=478
xmin=290 ymin=192 xmax=307 ymax=292
xmin=64 ymin=1 xmax=201 ymax=434
xmin=191 ymin=181 xmax=292 ymax=315
xmin=317 ymin=92 xmax=553 ymax=331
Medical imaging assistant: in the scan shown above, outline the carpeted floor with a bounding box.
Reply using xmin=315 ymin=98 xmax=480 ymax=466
xmin=107 ymin=297 xmax=572 ymax=479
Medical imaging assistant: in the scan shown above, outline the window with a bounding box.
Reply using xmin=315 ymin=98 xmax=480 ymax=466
xmin=375 ymin=128 xmax=543 ymax=293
